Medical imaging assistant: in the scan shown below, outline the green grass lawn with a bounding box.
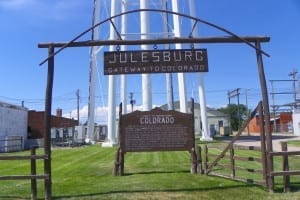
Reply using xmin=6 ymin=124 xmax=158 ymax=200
xmin=287 ymin=140 xmax=300 ymax=147
xmin=0 ymin=145 xmax=299 ymax=200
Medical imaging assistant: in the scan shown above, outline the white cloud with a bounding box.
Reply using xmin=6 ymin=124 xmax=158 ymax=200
xmin=0 ymin=0 xmax=40 ymax=11
xmin=64 ymin=104 xmax=163 ymax=125
xmin=0 ymin=0 xmax=88 ymax=21
xmin=43 ymin=1 xmax=89 ymax=21
xmin=63 ymin=105 xmax=109 ymax=125
xmin=95 ymin=106 xmax=109 ymax=124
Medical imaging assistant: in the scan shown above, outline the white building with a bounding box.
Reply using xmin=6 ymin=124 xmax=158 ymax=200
xmin=292 ymin=108 xmax=300 ymax=136
xmin=0 ymin=101 xmax=28 ymax=152
xmin=160 ymin=101 xmax=231 ymax=137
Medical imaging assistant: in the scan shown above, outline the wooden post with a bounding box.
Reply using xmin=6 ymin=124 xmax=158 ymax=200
xmin=258 ymin=101 xmax=268 ymax=187
xmin=196 ymin=145 xmax=203 ymax=174
xmin=190 ymin=98 xmax=198 ymax=174
xmin=119 ymin=150 xmax=124 ymax=176
xmin=281 ymin=142 xmax=290 ymax=192
xmin=44 ymin=45 xmax=54 ymax=200
xmin=190 ymin=98 xmax=195 ymax=148
xmin=230 ymin=144 xmax=235 ymax=178
xmin=204 ymin=145 xmax=208 ymax=175
xmin=113 ymin=148 xmax=120 ymax=176
xmin=31 ymin=147 xmax=37 ymax=200
xmin=118 ymin=103 xmax=124 ymax=176
xmin=255 ymin=41 xmax=274 ymax=192
xmin=190 ymin=148 xmax=197 ymax=174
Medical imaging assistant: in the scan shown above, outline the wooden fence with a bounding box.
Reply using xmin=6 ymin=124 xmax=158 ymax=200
xmin=0 ymin=147 xmax=48 ymax=200
xmin=203 ymin=143 xmax=266 ymax=186
xmin=269 ymin=141 xmax=300 ymax=192
xmin=203 ymin=141 xmax=300 ymax=192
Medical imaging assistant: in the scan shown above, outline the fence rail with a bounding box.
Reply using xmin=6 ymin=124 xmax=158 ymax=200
xmin=209 ymin=172 xmax=266 ymax=186
xmin=0 ymin=175 xmax=48 ymax=180
xmin=0 ymin=155 xmax=47 ymax=160
xmin=269 ymin=142 xmax=300 ymax=192
xmin=0 ymin=147 xmax=48 ymax=200
xmin=204 ymin=141 xmax=300 ymax=192
xmin=204 ymin=144 xmax=266 ymax=187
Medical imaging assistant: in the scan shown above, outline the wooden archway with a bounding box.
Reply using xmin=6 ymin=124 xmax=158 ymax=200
xmin=38 ymin=9 xmax=272 ymax=199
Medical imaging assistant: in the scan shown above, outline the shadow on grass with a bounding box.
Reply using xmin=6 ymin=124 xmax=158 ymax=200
xmin=274 ymin=181 xmax=300 ymax=193
xmin=53 ymin=185 xmax=258 ymax=199
xmin=51 ymin=184 xmax=264 ymax=200
xmin=123 ymin=169 xmax=190 ymax=176
xmin=1 ymin=181 xmax=299 ymax=200
xmin=290 ymin=182 xmax=300 ymax=192
xmin=0 ymin=196 xmax=31 ymax=200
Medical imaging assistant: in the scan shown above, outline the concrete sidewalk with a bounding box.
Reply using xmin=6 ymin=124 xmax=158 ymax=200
xmin=219 ymin=133 xmax=300 ymax=152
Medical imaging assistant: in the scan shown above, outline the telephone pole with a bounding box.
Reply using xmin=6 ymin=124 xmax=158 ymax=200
xmin=228 ymin=88 xmax=241 ymax=129
xmin=129 ymin=92 xmax=136 ymax=112
xmin=288 ymin=69 xmax=298 ymax=107
xmin=245 ymin=88 xmax=250 ymax=135
xmin=76 ymin=89 xmax=80 ymax=125
xmin=269 ymin=70 xmax=298 ymax=132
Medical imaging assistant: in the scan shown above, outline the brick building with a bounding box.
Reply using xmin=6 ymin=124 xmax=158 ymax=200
xmin=247 ymin=115 xmax=262 ymax=134
xmin=247 ymin=112 xmax=292 ymax=134
xmin=28 ymin=109 xmax=78 ymax=139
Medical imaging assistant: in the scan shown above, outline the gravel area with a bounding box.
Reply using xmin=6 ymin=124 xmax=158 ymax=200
xmin=219 ymin=133 xmax=300 ymax=152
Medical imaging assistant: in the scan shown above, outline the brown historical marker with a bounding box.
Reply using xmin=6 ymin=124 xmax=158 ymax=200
xmin=114 ymin=103 xmax=201 ymax=176
xmin=119 ymin=108 xmax=194 ymax=152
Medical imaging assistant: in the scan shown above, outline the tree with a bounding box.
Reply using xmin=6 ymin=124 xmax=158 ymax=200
xmin=218 ymin=104 xmax=249 ymax=131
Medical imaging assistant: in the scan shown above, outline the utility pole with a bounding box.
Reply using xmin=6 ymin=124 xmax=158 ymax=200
xmin=228 ymin=88 xmax=241 ymax=130
xmin=245 ymin=89 xmax=250 ymax=135
xmin=237 ymin=89 xmax=241 ymax=130
xmin=288 ymin=69 xmax=298 ymax=108
xmin=270 ymin=72 xmax=298 ymax=132
xmin=76 ymin=89 xmax=80 ymax=125
xmin=228 ymin=89 xmax=240 ymax=105
xmin=129 ymin=92 xmax=136 ymax=112
xmin=270 ymin=80 xmax=276 ymax=132
xmin=227 ymin=91 xmax=231 ymax=105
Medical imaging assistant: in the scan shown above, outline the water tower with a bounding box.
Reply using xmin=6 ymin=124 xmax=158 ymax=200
xmin=88 ymin=0 xmax=211 ymax=146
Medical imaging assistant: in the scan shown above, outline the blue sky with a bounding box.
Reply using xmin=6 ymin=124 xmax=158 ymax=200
xmin=0 ymin=0 xmax=300 ymax=123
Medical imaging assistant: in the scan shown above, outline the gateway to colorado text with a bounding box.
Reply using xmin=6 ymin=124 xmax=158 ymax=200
xmin=104 ymin=49 xmax=208 ymax=75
